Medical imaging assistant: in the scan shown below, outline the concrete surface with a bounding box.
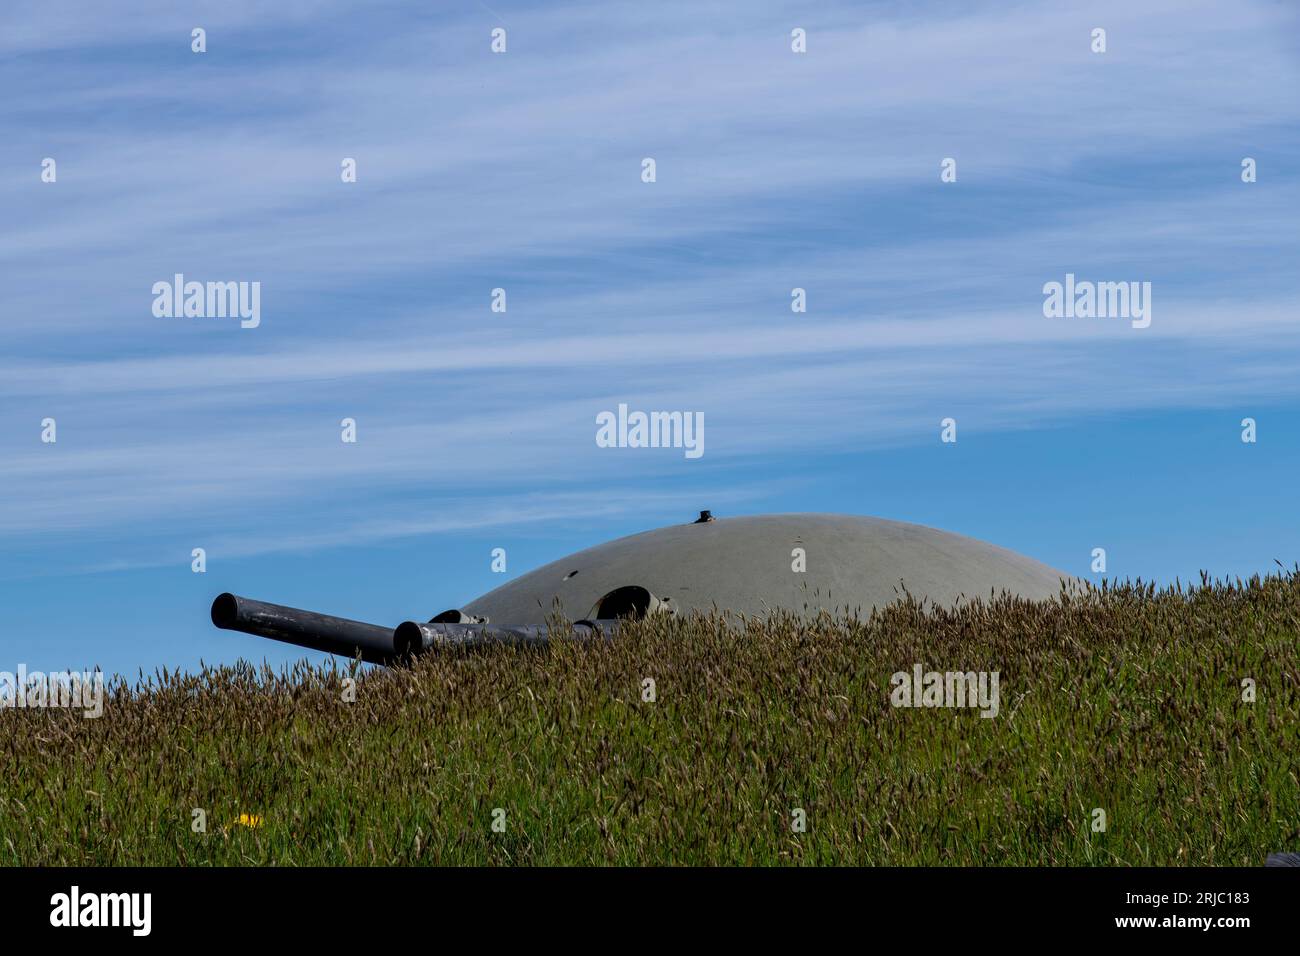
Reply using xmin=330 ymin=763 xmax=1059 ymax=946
xmin=460 ymin=513 xmax=1076 ymax=625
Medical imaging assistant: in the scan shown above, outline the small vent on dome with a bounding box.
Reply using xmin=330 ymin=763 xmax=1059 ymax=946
xmin=429 ymin=609 xmax=488 ymax=624
xmin=591 ymin=585 xmax=675 ymax=621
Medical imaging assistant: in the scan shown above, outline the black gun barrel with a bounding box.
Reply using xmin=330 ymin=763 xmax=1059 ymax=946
xmin=211 ymin=593 xmax=400 ymax=665
xmin=393 ymin=619 xmax=617 ymax=656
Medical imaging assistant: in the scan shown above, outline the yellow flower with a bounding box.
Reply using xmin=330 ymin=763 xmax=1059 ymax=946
xmin=234 ymin=813 xmax=263 ymax=828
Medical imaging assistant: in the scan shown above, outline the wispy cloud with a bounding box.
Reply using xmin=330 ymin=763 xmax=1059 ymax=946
xmin=2 ymin=0 xmax=1297 ymax=576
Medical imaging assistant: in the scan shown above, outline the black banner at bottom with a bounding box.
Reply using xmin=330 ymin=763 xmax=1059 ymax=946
xmin=0 ymin=866 xmax=1289 ymax=941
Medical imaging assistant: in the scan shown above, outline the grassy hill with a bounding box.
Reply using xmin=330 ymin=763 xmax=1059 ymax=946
xmin=3 ymin=573 xmax=1298 ymax=865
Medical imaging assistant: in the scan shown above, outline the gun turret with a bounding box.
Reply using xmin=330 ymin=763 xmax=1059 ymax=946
xmin=211 ymin=592 xmax=618 ymax=664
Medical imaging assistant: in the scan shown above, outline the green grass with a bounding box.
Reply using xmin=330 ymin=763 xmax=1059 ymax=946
xmin=2 ymin=573 xmax=1298 ymax=865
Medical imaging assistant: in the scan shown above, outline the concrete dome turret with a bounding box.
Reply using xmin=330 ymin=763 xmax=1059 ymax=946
xmin=461 ymin=513 xmax=1073 ymax=625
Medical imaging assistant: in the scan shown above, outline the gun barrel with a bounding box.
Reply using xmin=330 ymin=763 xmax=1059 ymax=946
xmin=393 ymin=619 xmax=617 ymax=655
xmin=211 ymin=593 xmax=400 ymax=665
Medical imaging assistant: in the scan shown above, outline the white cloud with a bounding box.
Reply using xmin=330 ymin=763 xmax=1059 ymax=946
xmin=2 ymin=0 xmax=1297 ymax=567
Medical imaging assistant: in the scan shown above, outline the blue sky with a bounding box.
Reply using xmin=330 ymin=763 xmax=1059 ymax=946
xmin=2 ymin=0 xmax=1298 ymax=676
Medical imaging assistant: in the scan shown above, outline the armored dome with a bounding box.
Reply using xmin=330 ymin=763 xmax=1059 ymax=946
xmin=461 ymin=513 xmax=1074 ymax=625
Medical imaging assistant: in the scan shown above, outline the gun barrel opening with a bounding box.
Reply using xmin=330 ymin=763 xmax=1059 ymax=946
xmin=393 ymin=620 xmax=425 ymax=657
xmin=210 ymin=592 xmax=241 ymax=630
